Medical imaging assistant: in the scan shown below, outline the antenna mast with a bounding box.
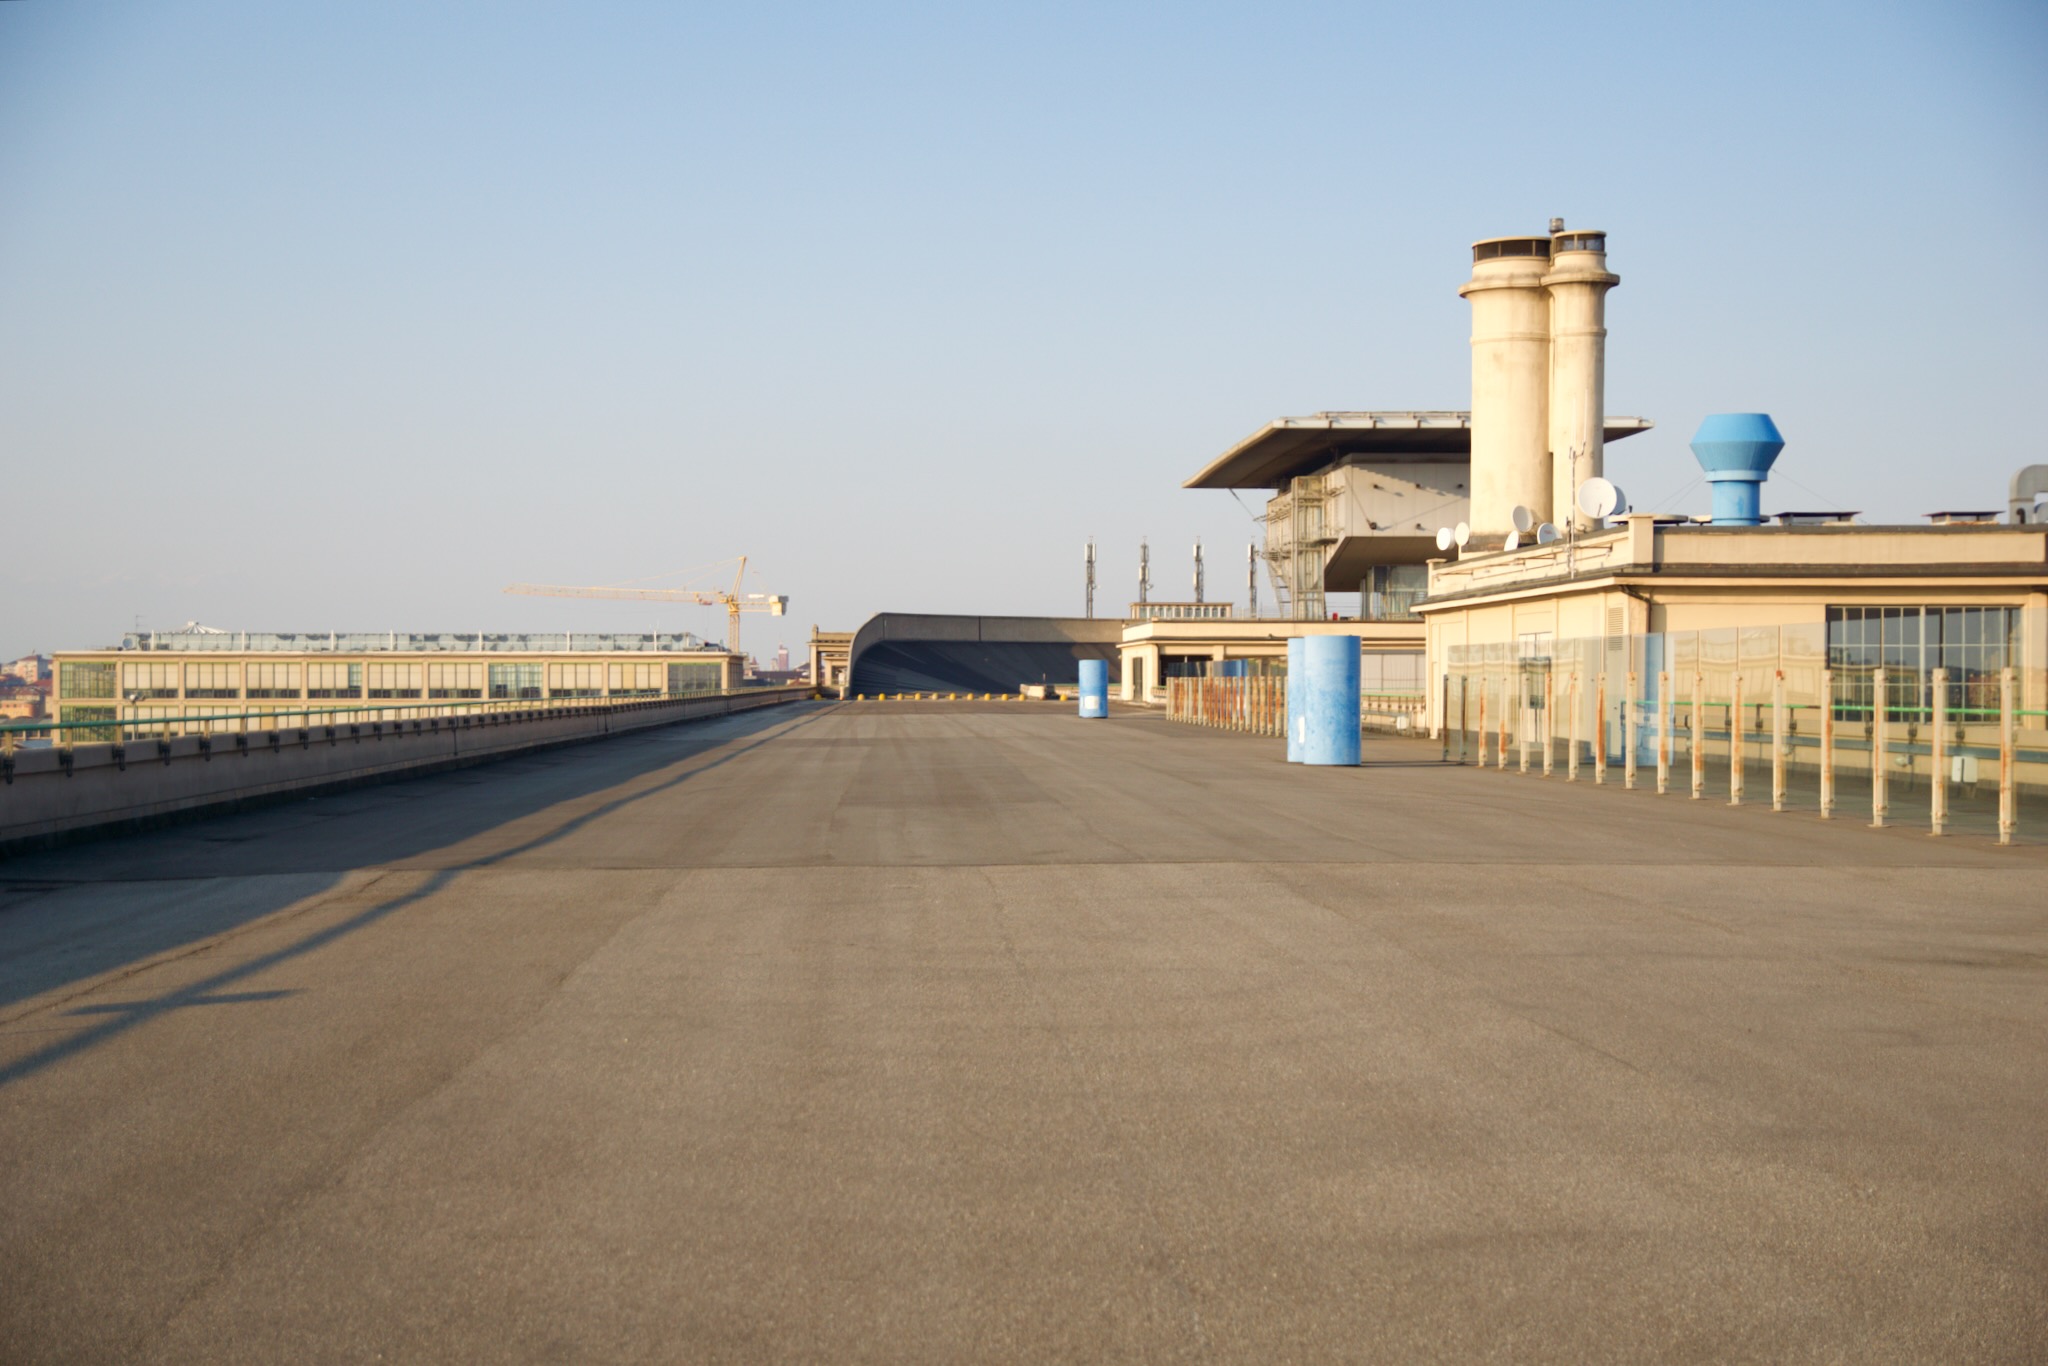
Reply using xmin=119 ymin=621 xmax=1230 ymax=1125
xmin=1137 ymin=539 xmax=1151 ymax=608
xmin=1247 ymin=542 xmax=1258 ymax=618
xmin=1192 ymin=539 xmax=1204 ymax=604
xmin=1084 ymin=540 xmax=1096 ymax=619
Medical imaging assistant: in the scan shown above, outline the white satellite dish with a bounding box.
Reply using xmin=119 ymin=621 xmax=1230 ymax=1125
xmin=1510 ymin=504 xmax=1534 ymax=534
xmin=1503 ymin=530 xmax=1521 ymax=552
xmin=1577 ymin=477 xmax=1621 ymax=521
xmin=1453 ymin=522 xmax=1471 ymax=548
xmin=1435 ymin=526 xmax=1454 ymax=552
xmin=1535 ymin=522 xmax=1559 ymax=544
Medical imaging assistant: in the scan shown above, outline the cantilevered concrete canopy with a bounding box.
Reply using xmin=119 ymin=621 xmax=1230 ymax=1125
xmin=1184 ymin=410 xmax=1654 ymax=490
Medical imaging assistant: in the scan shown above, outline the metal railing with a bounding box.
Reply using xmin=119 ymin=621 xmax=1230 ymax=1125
xmin=1166 ymin=675 xmax=1288 ymax=736
xmin=1163 ymin=677 xmax=1427 ymax=738
xmin=0 ymin=685 xmax=810 ymax=754
xmin=1442 ymin=664 xmax=2044 ymax=846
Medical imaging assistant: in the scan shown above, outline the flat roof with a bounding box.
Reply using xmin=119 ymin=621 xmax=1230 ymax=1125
xmin=1183 ymin=410 xmax=1654 ymax=490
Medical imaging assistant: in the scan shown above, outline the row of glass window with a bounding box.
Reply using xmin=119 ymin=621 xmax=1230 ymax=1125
xmin=58 ymin=660 xmax=726 ymax=703
xmin=1826 ymin=606 xmax=2018 ymax=717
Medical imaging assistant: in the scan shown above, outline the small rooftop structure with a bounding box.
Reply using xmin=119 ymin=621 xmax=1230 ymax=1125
xmin=1129 ymin=603 xmax=1233 ymax=621
xmin=1774 ymin=511 xmax=1860 ymax=526
xmin=1183 ymin=410 xmax=1654 ymax=491
xmin=1925 ymin=510 xmax=2003 ymax=526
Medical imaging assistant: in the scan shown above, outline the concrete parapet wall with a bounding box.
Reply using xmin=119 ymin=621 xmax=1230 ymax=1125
xmin=0 ymin=688 xmax=811 ymax=853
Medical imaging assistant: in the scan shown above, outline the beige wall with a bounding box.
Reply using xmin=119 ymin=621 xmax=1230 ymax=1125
xmin=1425 ymin=573 xmax=2048 ymax=733
xmin=807 ymin=631 xmax=853 ymax=693
xmin=1115 ymin=620 xmax=1427 ymax=703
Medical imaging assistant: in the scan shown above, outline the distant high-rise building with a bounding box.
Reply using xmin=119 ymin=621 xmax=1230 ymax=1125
xmin=6 ymin=654 xmax=50 ymax=685
xmin=773 ymin=645 xmax=790 ymax=673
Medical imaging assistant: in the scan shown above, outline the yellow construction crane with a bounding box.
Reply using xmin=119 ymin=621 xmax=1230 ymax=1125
xmin=504 ymin=557 xmax=787 ymax=656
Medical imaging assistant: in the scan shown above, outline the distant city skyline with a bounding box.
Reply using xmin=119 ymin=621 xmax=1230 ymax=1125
xmin=3 ymin=1 xmax=2043 ymax=661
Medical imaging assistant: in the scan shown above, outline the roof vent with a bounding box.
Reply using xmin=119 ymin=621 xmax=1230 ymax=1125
xmin=1690 ymin=414 xmax=1784 ymax=526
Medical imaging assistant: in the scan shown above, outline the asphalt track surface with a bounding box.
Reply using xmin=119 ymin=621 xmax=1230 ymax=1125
xmin=2 ymin=701 xmax=2044 ymax=1363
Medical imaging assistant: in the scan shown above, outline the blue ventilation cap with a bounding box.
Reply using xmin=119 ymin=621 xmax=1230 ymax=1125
xmin=1690 ymin=413 xmax=1784 ymax=526
xmin=1690 ymin=413 xmax=1785 ymax=481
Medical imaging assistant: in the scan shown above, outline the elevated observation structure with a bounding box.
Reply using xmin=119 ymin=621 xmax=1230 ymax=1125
xmin=1184 ymin=410 xmax=1651 ymax=620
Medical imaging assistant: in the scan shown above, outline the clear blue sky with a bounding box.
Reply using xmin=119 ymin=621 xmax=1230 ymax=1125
xmin=3 ymin=0 xmax=2043 ymax=659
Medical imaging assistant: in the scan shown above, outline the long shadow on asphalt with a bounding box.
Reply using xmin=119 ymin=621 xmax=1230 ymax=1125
xmin=0 ymin=704 xmax=834 ymax=1029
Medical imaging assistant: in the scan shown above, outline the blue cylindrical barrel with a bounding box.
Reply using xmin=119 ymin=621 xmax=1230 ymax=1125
xmin=1078 ymin=659 xmax=1108 ymax=718
xmin=1297 ymin=634 xmax=1361 ymax=766
xmin=1285 ymin=638 xmax=1305 ymax=762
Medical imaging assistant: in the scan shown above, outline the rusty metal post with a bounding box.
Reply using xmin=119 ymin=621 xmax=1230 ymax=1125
xmin=1542 ymin=668 xmax=1555 ymax=777
xmin=1440 ymin=677 xmax=1449 ymax=758
xmin=1690 ymin=672 xmax=1705 ymax=800
xmin=1771 ymin=670 xmax=1787 ymax=813
xmin=1594 ymin=673 xmax=1608 ymax=785
xmin=1567 ymin=674 xmax=1581 ymax=782
xmin=1624 ymin=671 xmax=1638 ymax=790
xmin=1930 ymin=667 xmax=1948 ymax=836
xmin=1656 ymin=670 xmax=1671 ymax=795
xmin=1871 ymin=666 xmax=1888 ymax=829
xmin=1819 ymin=669 xmax=1835 ymax=819
xmin=1482 ymin=679 xmax=1499 ymax=770
xmin=1458 ymin=676 xmax=1468 ymax=761
xmin=1728 ymin=673 xmax=1744 ymax=807
xmin=1999 ymin=667 xmax=2016 ymax=846
xmin=1518 ymin=671 xmax=1530 ymax=773
xmin=1497 ymin=674 xmax=1510 ymax=771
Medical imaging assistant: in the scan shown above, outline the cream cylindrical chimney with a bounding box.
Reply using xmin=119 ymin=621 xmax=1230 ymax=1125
xmin=1543 ymin=227 xmax=1618 ymax=530
xmin=1460 ymin=237 xmax=1552 ymax=538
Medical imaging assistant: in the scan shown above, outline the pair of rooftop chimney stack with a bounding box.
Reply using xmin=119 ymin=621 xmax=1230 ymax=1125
xmin=1460 ymin=220 xmax=1618 ymax=539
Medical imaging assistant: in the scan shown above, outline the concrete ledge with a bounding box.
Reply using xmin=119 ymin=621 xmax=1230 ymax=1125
xmin=0 ymin=689 xmax=812 ymax=855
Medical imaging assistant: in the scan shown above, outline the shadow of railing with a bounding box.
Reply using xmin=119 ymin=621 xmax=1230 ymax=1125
xmin=0 ymin=703 xmax=836 ymax=1058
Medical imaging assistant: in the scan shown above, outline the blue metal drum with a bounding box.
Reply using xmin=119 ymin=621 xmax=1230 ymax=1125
xmin=1297 ymin=634 xmax=1361 ymax=766
xmin=1078 ymin=658 xmax=1108 ymax=719
xmin=1285 ymin=638 xmax=1305 ymax=762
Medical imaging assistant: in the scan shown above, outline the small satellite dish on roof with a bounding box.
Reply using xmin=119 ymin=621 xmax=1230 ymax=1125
xmin=1510 ymin=504 xmax=1534 ymax=534
xmin=1577 ymin=477 xmax=1622 ymax=521
xmin=1535 ymin=522 xmax=1559 ymax=544
xmin=1503 ymin=530 xmax=1521 ymax=552
xmin=1435 ymin=526 xmax=1454 ymax=552
xmin=1453 ymin=522 xmax=1471 ymax=548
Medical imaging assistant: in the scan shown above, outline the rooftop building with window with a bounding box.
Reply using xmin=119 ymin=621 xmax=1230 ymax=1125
xmin=48 ymin=631 xmax=742 ymax=737
xmin=1415 ymin=515 xmax=2048 ymax=739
